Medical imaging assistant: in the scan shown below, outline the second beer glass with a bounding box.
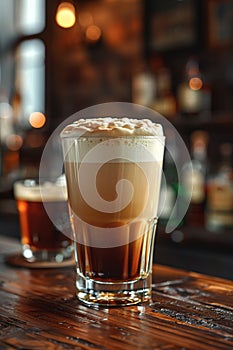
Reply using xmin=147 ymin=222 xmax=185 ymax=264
xmin=14 ymin=178 xmax=73 ymax=264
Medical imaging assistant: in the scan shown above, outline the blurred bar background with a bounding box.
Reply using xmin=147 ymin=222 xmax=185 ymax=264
xmin=0 ymin=0 xmax=232 ymax=279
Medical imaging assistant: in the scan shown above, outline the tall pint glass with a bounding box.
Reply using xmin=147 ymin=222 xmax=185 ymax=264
xmin=61 ymin=117 xmax=165 ymax=306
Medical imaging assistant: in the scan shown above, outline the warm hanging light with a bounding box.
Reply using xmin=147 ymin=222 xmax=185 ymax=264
xmin=56 ymin=1 xmax=76 ymax=28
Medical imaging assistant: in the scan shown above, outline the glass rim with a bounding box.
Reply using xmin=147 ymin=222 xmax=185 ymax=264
xmin=61 ymin=134 xmax=165 ymax=140
xmin=13 ymin=177 xmax=65 ymax=187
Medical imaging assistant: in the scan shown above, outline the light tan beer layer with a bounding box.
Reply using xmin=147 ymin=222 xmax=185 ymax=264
xmin=65 ymin=160 xmax=162 ymax=227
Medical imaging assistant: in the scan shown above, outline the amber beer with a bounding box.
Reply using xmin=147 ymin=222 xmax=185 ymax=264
xmin=14 ymin=179 xmax=72 ymax=262
xmin=61 ymin=117 xmax=165 ymax=306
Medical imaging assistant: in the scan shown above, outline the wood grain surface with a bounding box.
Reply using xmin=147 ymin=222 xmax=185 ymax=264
xmin=0 ymin=236 xmax=232 ymax=350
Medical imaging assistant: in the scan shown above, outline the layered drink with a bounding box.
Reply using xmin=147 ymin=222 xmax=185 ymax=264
xmin=61 ymin=117 xmax=165 ymax=305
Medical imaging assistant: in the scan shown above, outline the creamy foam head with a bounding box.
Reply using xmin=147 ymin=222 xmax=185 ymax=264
xmin=61 ymin=118 xmax=165 ymax=163
xmin=14 ymin=177 xmax=67 ymax=202
xmin=61 ymin=117 xmax=163 ymax=138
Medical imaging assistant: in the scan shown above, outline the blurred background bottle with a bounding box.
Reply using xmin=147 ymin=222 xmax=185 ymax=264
xmin=177 ymin=57 xmax=211 ymax=118
xmin=159 ymin=129 xmax=182 ymax=228
xmin=132 ymin=61 xmax=156 ymax=107
xmin=151 ymin=57 xmax=177 ymax=119
xmin=206 ymin=143 xmax=233 ymax=232
xmin=183 ymin=130 xmax=209 ymax=227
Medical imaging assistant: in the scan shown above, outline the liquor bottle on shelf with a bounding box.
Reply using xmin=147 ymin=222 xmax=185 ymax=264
xmin=206 ymin=143 xmax=233 ymax=232
xmin=183 ymin=130 xmax=209 ymax=227
xmin=132 ymin=61 xmax=156 ymax=107
xmin=158 ymin=129 xmax=183 ymax=229
xmin=177 ymin=57 xmax=211 ymax=118
xmin=159 ymin=146 xmax=177 ymax=227
xmin=151 ymin=58 xmax=177 ymax=119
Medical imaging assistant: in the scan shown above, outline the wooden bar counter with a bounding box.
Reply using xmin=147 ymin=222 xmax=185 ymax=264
xmin=0 ymin=236 xmax=232 ymax=350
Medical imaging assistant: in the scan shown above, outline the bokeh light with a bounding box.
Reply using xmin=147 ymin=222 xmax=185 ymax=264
xmin=189 ymin=77 xmax=203 ymax=91
xmin=29 ymin=112 xmax=46 ymax=128
xmin=85 ymin=25 xmax=101 ymax=41
xmin=6 ymin=134 xmax=23 ymax=151
xmin=56 ymin=2 xmax=76 ymax=29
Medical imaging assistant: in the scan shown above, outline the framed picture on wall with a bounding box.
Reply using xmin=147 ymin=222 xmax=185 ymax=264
xmin=206 ymin=0 xmax=233 ymax=49
xmin=144 ymin=0 xmax=203 ymax=53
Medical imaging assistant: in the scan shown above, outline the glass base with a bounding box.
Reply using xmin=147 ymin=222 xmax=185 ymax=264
xmin=76 ymin=272 xmax=152 ymax=307
xmin=22 ymin=244 xmax=74 ymax=263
